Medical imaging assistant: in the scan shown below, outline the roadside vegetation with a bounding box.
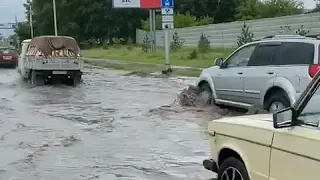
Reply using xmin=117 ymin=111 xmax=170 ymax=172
xmin=82 ymin=22 xmax=312 ymax=76
xmin=10 ymin=0 xmax=317 ymax=76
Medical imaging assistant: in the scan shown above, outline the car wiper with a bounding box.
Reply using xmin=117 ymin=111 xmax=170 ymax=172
xmin=299 ymin=112 xmax=320 ymax=117
xmin=295 ymin=118 xmax=319 ymax=127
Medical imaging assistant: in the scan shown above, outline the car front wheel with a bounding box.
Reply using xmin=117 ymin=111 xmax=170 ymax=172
xmin=265 ymin=91 xmax=290 ymax=113
xmin=218 ymin=157 xmax=250 ymax=180
xmin=199 ymin=82 xmax=213 ymax=104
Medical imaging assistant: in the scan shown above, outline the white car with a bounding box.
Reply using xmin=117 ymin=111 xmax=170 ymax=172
xmin=196 ymin=35 xmax=320 ymax=112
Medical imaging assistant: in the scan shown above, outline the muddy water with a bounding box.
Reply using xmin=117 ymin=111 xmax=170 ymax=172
xmin=0 ymin=67 xmax=229 ymax=180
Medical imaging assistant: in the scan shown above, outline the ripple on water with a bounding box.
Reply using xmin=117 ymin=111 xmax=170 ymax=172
xmin=0 ymin=68 xmax=216 ymax=180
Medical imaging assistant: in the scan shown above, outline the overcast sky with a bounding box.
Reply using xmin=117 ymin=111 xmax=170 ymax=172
xmin=0 ymin=0 xmax=318 ymax=37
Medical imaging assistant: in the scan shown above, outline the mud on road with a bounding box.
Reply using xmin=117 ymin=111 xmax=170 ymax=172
xmin=0 ymin=66 xmax=251 ymax=180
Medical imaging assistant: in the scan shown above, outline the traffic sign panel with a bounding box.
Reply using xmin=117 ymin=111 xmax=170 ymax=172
xmin=161 ymin=0 xmax=173 ymax=8
xmin=0 ymin=23 xmax=16 ymax=29
xmin=161 ymin=8 xmax=174 ymax=15
xmin=162 ymin=15 xmax=174 ymax=22
xmin=162 ymin=22 xmax=174 ymax=29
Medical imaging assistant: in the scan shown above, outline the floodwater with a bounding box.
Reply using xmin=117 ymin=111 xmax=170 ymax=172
xmin=0 ymin=66 xmax=232 ymax=180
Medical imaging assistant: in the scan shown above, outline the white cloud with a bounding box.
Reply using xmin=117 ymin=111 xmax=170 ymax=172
xmin=0 ymin=0 xmax=26 ymax=37
xmin=301 ymin=0 xmax=317 ymax=9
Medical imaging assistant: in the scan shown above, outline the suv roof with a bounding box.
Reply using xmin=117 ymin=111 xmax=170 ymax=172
xmin=263 ymin=35 xmax=315 ymax=40
xmin=244 ymin=35 xmax=320 ymax=47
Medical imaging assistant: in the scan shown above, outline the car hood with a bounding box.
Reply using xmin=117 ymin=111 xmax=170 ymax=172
xmin=208 ymin=114 xmax=275 ymax=146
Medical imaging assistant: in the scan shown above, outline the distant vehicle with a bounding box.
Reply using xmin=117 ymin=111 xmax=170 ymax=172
xmin=0 ymin=46 xmax=19 ymax=68
xmin=196 ymin=35 xmax=320 ymax=112
xmin=18 ymin=36 xmax=83 ymax=86
xmin=202 ymin=69 xmax=320 ymax=180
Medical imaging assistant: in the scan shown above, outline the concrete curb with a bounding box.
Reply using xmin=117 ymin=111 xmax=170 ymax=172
xmin=82 ymin=57 xmax=204 ymax=71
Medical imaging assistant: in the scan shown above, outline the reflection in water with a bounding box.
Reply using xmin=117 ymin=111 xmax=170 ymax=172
xmin=0 ymin=67 xmax=215 ymax=180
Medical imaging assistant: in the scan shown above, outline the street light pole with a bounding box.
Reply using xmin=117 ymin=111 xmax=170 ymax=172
xmin=29 ymin=0 xmax=34 ymax=38
xmin=53 ymin=0 xmax=58 ymax=36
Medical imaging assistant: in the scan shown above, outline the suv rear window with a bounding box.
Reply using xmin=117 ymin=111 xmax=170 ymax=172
xmin=272 ymin=42 xmax=314 ymax=65
xmin=248 ymin=44 xmax=280 ymax=66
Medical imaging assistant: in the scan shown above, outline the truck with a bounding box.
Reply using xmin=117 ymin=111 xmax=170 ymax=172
xmin=18 ymin=36 xmax=83 ymax=86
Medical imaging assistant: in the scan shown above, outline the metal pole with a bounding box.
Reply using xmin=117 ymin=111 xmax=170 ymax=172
xmin=29 ymin=1 xmax=34 ymax=38
xmin=152 ymin=9 xmax=156 ymax=52
xmin=164 ymin=29 xmax=170 ymax=70
xmin=149 ymin=9 xmax=153 ymax=52
xmin=53 ymin=0 xmax=58 ymax=36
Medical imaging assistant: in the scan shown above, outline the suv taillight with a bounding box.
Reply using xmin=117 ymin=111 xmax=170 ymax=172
xmin=309 ymin=64 xmax=320 ymax=78
xmin=309 ymin=45 xmax=320 ymax=78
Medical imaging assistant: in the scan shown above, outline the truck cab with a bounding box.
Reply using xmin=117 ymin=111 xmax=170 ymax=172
xmin=18 ymin=39 xmax=31 ymax=75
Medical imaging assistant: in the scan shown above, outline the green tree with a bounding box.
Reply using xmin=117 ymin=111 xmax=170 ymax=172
xmin=214 ymin=0 xmax=240 ymax=23
xmin=15 ymin=0 xmax=147 ymax=47
xmin=236 ymin=0 xmax=260 ymax=20
xmin=258 ymin=0 xmax=303 ymax=18
xmin=237 ymin=22 xmax=255 ymax=47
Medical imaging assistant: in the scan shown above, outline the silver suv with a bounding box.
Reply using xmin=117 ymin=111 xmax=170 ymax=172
xmin=196 ymin=35 xmax=320 ymax=112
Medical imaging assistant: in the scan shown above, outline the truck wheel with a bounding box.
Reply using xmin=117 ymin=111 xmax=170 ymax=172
xmin=31 ymin=70 xmax=44 ymax=86
xmin=199 ymin=82 xmax=213 ymax=104
xmin=265 ymin=91 xmax=290 ymax=113
xmin=218 ymin=157 xmax=250 ymax=180
xmin=72 ymin=74 xmax=81 ymax=86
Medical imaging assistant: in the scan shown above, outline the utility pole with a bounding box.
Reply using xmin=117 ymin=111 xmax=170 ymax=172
xmin=53 ymin=0 xmax=58 ymax=36
xmin=29 ymin=0 xmax=34 ymax=38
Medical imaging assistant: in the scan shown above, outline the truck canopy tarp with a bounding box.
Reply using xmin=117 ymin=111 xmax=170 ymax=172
xmin=28 ymin=36 xmax=80 ymax=57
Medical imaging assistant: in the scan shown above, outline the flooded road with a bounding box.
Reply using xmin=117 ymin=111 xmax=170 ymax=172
xmin=0 ymin=66 xmax=223 ymax=180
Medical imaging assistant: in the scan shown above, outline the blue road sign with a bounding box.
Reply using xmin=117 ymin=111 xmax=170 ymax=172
xmin=0 ymin=23 xmax=17 ymax=29
xmin=161 ymin=0 xmax=173 ymax=8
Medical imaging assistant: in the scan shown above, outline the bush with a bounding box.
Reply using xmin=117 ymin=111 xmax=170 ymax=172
xmin=198 ymin=33 xmax=211 ymax=53
xmin=102 ymin=41 xmax=109 ymax=50
xmin=141 ymin=34 xmax=151 ymax=52
xmin=141 ymin=13 xmax=213 ymax=31
xmin=279 ymin=25 xmax=292 ymax=34
xmin=296 ymin=25 xmax=310 ymax=36
xmin=237 ymin=22 xmax=254 ymax=47
xmin=170 ymin=31 xmax=184 ymax=52
xmin=188 ymin=49 xmax=198 ymax=59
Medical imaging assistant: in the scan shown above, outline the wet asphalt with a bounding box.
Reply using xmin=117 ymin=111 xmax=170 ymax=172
xmin=0 ymin=66 xmax=218 ymax=180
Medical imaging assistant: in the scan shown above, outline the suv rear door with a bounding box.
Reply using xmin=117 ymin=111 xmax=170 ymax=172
xmin=271 ymin=42 xmax=315 ymax=101
xmin=242 ymin=42 xmax=281 ymax=106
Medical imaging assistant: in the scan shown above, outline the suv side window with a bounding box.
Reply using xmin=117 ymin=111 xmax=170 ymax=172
xmin=248 ymin=44 xmax=280 ymax=66
xmin=225 ymin=44 xmax=257 ymax=68
xmin=272 ymin=42 xmax=314 ymax=65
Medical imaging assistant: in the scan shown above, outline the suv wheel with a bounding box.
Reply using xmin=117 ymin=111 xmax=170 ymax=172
xmin=218 ymin=157 xmax=250 ymax=180
xmin=199 ymin=82 xmax=213 ymax=104
xmin=265 ymin=91 xmax=290 ymax=113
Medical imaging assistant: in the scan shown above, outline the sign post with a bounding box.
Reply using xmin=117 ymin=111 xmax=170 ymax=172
xmin=161 ymin=0 xmax=174 ymax=72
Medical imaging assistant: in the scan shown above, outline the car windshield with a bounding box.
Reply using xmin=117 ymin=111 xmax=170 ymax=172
xmin=298 ymin=93 xmax=320 ymax=126
xmin=296 ymin=73 xmax=320 ymax=126
xmin=0 ymin=48 xmax=16 ymax=55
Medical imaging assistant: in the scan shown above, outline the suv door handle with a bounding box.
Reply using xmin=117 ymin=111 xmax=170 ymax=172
xmin=237 ymin=72 xmax=243 ymax=75
xmin=266 ymin=72 xmax=274 ymax=75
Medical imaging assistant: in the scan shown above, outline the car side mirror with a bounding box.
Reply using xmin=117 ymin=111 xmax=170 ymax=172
xmin=273 ymin=107 xmax=295 ymax=129
xmin=214 ymin=58 xmax=223 ymax=67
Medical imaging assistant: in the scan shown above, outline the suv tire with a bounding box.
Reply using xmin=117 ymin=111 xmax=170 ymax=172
xmin=218 ymin=157 xmax=250 ymax=180
xmin=199 ymin=82 xmax=213 ymax=104
xmin=265 ymin=91 xmax=290 ymax=113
